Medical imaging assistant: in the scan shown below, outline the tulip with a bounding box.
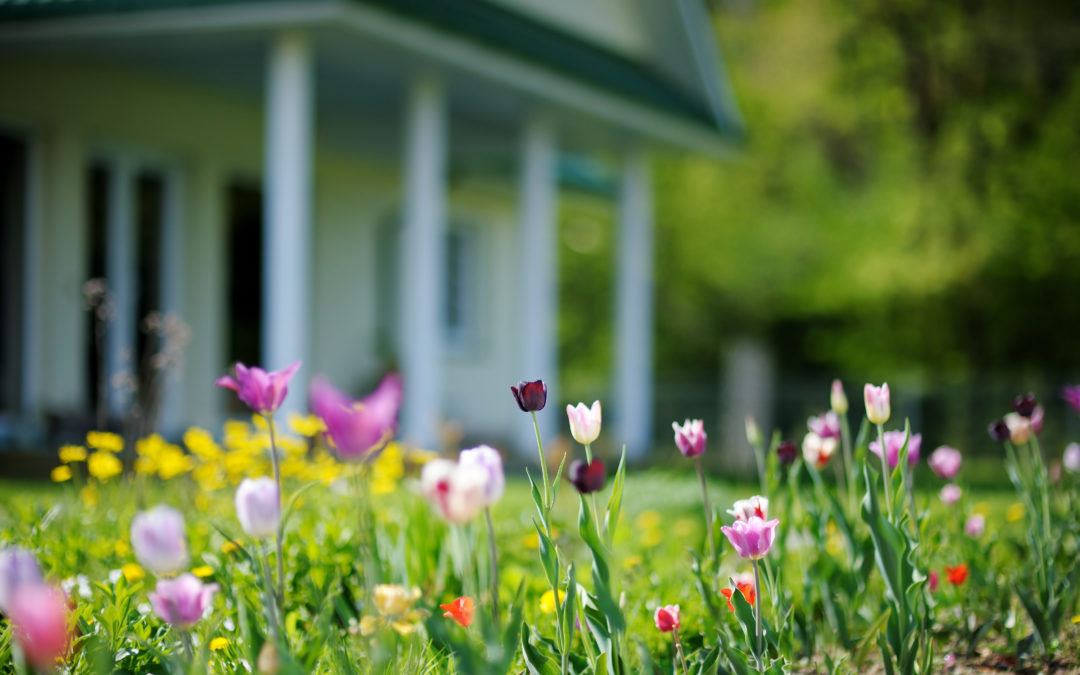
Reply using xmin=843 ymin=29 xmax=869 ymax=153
xmin=928 ymin=570 xmax=939 ymax=592
xmin=234 ymin=477 xmax=281 ymax=540
xmin=457 ymin=445 xmax=505 ymax=508
xmin=1003 ymin=413 xmax=1033 ymax=445
xmin=1062 ymin=385 xmax=1080 ymax=415
xmin=720 ymin=573 xmax=756 ymax=612
xmin=869 ymin=431 xmax=922 ymax=469
xmin=830 ymin=380 xmax=848 ymax=415
xmin=744 ymin=416 xmax=762 ymax=448
xmin=802 ymin=431 xmax=837 ymax=470
xmin=940 ymin=484 xmax=962 ymax=505
xmin=568 ymin=459 xmax=606 ymax=494
xmin=727 ymin=496 xmax=768 ymax=522
xmin=654 ymin=604 xmax=680 ymax=632
xmin=807 ymin=411 xmax=840 ymax=439
xmin=776 ymin=440 xmax=797 ymax=466
xmin=1064 ymin=443 xmax=1080 ymax=473
xmin=310 ymin=373 xmax=402 ymax=460
xmin=131 ymin=505 xmax=189 ymax=575
xmin=566 ymin=401 xmax=602 ymax=446
xmin=721 ymin=515 xmax=780 ymax=561
xmin=988 ymin=419 xmax=1010 ymax=443
xmin=928 ymin=446 xmax=962 ymax=480
xmin=511 ymin=380 xmax=547 ymax=412
xmin=419 ymin=459 xmax=489 ymax=524
xmin=863 ymin=383 xmax=890 ymax=425
xmin=149 ymin=574 xmax=219 ymax=630
xmin=945 ymin=563 xmax=968 ymax=586
xmin=216 ymin=361 xmax=300 ymax=416
xmin=1013 ymin=393 xmax=1037 ymax=418
xmin=8 ymin=584 xmax=71 ymax=671
xmin=965 ymin=513 xmax=985 ymax=538
xmin=440 ymin=596 xmax=475 ymax=627
xmin=672 ymin=419 xmax=706 ymax=458
xmin=0 ymin=547 xmax=43 ymax=614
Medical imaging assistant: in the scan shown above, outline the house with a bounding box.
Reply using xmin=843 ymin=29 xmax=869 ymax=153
xmin=0 ymin=0 xmax=742 ymax=458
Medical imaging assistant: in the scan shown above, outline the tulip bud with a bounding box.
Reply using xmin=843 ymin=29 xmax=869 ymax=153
xmin=511 ymin=380 xmax=547 ymax=412
xmin=988 ymin=419 xmax=1010 ymax=443
xmin=1003 ymin=413 xmax=1031 ymax=445
xmin=830 ymin=379 xmax=848 ymax=415
xmin=1064 ymin=443 xmax=1080 ymax=473
xmin=863 ymin=383 xmax=890 ymax=425
xmin=216 ymin=361 xmax=301 ymax=416
xmin=653 ymin=604 xmax=680 ymax=632
xmin=940 ymin=484 xmax=962 ymax=505
xmin=234 ymin=477 xmax=281 ymax=540
xmin=131 ymin=505 xmax=189 ymax=575
xmin=727 ymin=496 xmax=768 ymax=521
xmin=744 ymin=415 xmax=762 ymax=448
xmin=672 ymin=419 xmax=707 ymax=458
xmin=568 ymin=459 xmax=606 ymax=494
xmin=928 ymin=446 xmax=962 ymax=480
xmin=566 ymin=401 xmax=602 ymax=445
xmin=8 ymin=584 xmax=71 ymax=671
xmin=776 ymin=440 xmax=797 ymax=466
xmin=1013 ymin=393 xmax=1037 ymax=418
xmin=965 ymin=513 xmax=985 ymax=538
xmin=148 ymin=574 xmax=218 ymax=630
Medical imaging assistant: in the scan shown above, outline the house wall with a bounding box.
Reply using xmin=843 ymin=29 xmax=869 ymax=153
xmin=0 ymin=56 xmax=523 ymax=446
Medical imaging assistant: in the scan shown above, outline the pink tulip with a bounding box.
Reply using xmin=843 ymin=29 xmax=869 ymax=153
xmin=940 ymin=484 xmax=962 ymax=505
xmin=653 ymin=604 xmax=680 ymax=632
xmin=928 ymin=446 xmax=962 ymax=480
xmin=928 ymin=570 xmax=939 ymax=592
xmin=419 ymin=458 xmax=489 ymax=524
xmin=234 ymin=477 xmax=281 ymax=540
xmin=8 ymin=584 xmax=71 ymax=671
xmin=1062 ymin=385 xmax=1080 ymax=415
xmin=216 ymin=361 xmax=300 ymax=416
xmin=566 ymin=401 xmax=602 ymax=445
xmin=721 ymin=515 xmax=780 ymax=560
xmin=965 ymin=513 xmax=985 ymax=538
xmin=869 ymin=431 xmax=921 ymax=469
xmin=830 ymin=380 xmax=848 ymax=415
xmin=864 ymin=383 xmax=890 ymax=425
xmin=131 ymin=505 xmax=189 ymax=575
xmin=310 ymin=373 xmax=402 ymax=460
xmin=1003 ymin=413 xmax=1032 ymax=444
xmin=672 ymin=419 xmax=707 ymax=458
xmin=0 ymin=547 xmax=43 ymax=615
xmin=727 ymin=496 xmax=769 ymax=521
xmin=1064 ymin=443 xmax=1080 ymax=473
xmin=148 ymin=574 xmax=219 ymax=630
xmin=802 ymin=431 xmax=837 ymax=469
xmin=458 ymin=445 xmax=505 ymax=507
xmin=807 ymin=411 xmax=840 ymax=439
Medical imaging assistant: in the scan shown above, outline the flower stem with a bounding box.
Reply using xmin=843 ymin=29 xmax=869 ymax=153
xmin=259 ymin=542 xmax=282 ymax=646
xmin=584 ymin=443 xmax=603 ymax=538
xmin=695 ymin=458 xmax=715 ymax=565
xmin=531 ymin=412 xmax=551 ymax=509
xmin=483 ymin=508 xmax=501 ymax=628
xmin=673 ymin=629 xmax=690 ymax=675
xmin=877 ymin=423 xmax=893 ymax=522
xmin=839 ymin=411 xmax=855 ymax=516
xmin=753 ymin=559 xmax=763 ymax=672
xmin=264 ymin=413 xmax=286 ymax=607
xmin=181 ymin=631 xmax=194 ymax=662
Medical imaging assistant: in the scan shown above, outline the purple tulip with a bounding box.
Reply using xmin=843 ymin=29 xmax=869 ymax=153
xmin=148 ymin=574 xmax=219 ymax=630
xmin=1013 ymin=393 xmax=1037 ymax=418
xmin=776 ymin=440 xmax=797 ymax=466
xmin=863 ymin=383 xmax=890 ymax=425
xmin=965 ymin=513 xmax=985 ymax=538
xmin=988 ymin=419 xmax=1010 ymax=443
xmin=131 ymin=505 xmax=189 ymax=575
xmin=511 ymin=380 xmax=547 ymax=412
xmin=234 ymin=477 xmax=281 ymax=540
xmin=216 ymin=361 xmax=300 ymax=416
xmin=807 ymin=411 xmax=840 ymax=439
xmin=869 ymin=430 xmax=921 ymax=469
xmin=0 ymin=547 xmax=43 ymax=614
xmin=310 ymin=373 xmax=402 ymax=461
xmin=721 ymin=515 xmax=780 ymax=560
xmin=672 ymin=419 xmax=707 ymax=458
xmin=458 ymin=444 xmax=505 ymax=507
xmin=928 ymin=446 xmax=962 ymax=480
xmin=1062 ymin=385 xmax=1080 ymax=415
xmin=568 ymin=459 xmax=606 ymax=494
xmin=940 ymin=484 xmax=962 ymax=505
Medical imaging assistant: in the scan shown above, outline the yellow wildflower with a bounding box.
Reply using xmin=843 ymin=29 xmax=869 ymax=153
xmin=359 ymin=616 xmax=377 ymax=636
xmin=184 ymin=427 xmax=221 ymax=461
xmin=640 ymin=528 xmax=663 ymax=548
xmin=87 ymin=451 xmax=123 ymax=481
xmin=86 ymin=431 xmax=123 ymax=452
xmin=540 ymin=590 xmax=566 ymax=614
xmin=50 ymin=466 xmax=72 ymax=482
xmin=1006 ymin=503 xmax=1025 ymax=522
xmin=121 ymin=563 xmax=145 ymax=582
xmin=635 ymin=510 xmax=662 ymax=530
xmin=623 ymin=555 xmax=643 ymax=569
xmin=288 ymin=413 xmax=325 ymax=438
xmin=156 ymin=445 xmax=194 ymax=479
xmin=221 ymin=541 xmax=239 ymax=555
xmin=58 ymin=445 xmax=87 ymax=463
xmin=80 ymin=484 xmax=99 ymax=507
xmin=192 ymin=565 xmax=214 ymax=579
xmin=373 ymin=585 xmax=421 ymax=617
xmin=115 ymin=540 xmax=130 ymax=556
xmin=209 ymin=637 xmax=230 ymax=651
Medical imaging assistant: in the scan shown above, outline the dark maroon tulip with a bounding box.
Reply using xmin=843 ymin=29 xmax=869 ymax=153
xmin=568 ymin=459 xmax=606 ymax=494
xmin=776 ymin=440 xmax=797 ymax=466
xmin=511 ymin=380 xmax=547 ymax=412
xmin=1013 ymin=393 xmax=1037 ymax=418
xmin=988 ymin=419 xmax=1010 ymax=443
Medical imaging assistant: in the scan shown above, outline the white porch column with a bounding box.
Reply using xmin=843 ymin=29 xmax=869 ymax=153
xmin=158 ymin=168 xmax=184 ymax=435
xmin=614 ymin=145 xmax=654 ymax=459
xmin=398 ymin=73 xmax=447 ymax=448
xmin=263 ymin=31 xmax=313 ymax=414
xmin=516 ymin=116 xmax=559 ymax=453
xmin=105 ymin=156 xmax=136 ymax=418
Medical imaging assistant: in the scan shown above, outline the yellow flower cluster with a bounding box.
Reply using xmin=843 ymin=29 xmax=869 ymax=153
xmin=359 ymin=584 xmax=427 ymax=636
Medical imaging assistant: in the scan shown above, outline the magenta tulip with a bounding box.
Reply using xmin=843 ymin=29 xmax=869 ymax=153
xmin=8 ymin=584 xmax=70 ymax=671
xmin=928 ymin=446 xmax=962 ymax=480
xmin=940 ymin=484 xmax=962 ymax=505
xmin=672 ymin=419 xmax=707 ymax=458
xmin=869 ymin=430 xmax=921 ymax=469
xmin=216 ymin=361 xmax=300 ymax=416
xmin=654 ymin=604 xmax=680 ymax=632
xmin=721 ymin=515 xmax=780 ymax=560
xmin=149 ymin=574 xmax=219 ymax=630
xmin=1062 ymin=385 xmax=1080 ymax=415
xmin=310 ymin=373 xmax=402 ymax=460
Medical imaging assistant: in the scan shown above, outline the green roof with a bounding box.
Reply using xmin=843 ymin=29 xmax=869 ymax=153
xmin=0 ymin=0 xmax=742 ymax=139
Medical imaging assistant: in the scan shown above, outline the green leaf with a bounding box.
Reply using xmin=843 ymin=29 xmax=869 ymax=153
xmin=604 ymin=447 xmax=627 ymax=546
xmin=534 ymin=520 xmax=559 ymax=588
xmin=562 ymin=564 xmax=578 ymax=652
xmin=527 ymin=469 xmax=548 ymax=530
xmin=550 ymin=454 xmax=568 ymax=510
xmin=520 ymin=623 xmax=560 ymax=675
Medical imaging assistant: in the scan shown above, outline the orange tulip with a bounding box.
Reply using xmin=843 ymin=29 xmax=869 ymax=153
xmin=945 ymin=563 xmax=969 ymax=586
xmin=720 ymin=576 xmax=756 ymax=612
xmin=440 ymin=597 xmax=474 ymax=627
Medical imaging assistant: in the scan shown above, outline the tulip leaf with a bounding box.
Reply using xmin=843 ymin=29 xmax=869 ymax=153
xmin=722 ymin=645 xmax=753 ymax=675
xmin=561 ymin=563 xmax=578 ymax=652
xmin=604 ymin=447 xmax=627 ymax=546
xmin=281 ymin=479 xmax=322 ymax=533
xmin=582 ymin=597 xmax=613 ymax=656
xmin=550 ymin=454 xmax=568 ymax=510
xmin=696 ymin=642 xmax=721 ymax=675
xmin=689 ymin=551 xmax=721 ymax=623
xmin=534 ymin=520 xmax=559 ymax=589
xmin=730 ymin=578 xmax=758 ymax=654
xmin=520 ymin=622 xmax=560 ymax=675
xmin=527 ymin=469 xmax=548 ymax=530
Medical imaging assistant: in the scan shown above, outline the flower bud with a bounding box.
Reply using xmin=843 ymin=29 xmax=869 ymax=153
xmin=148 ymin=573 xmax=218 ymax=629
xmin=566 ymin=401 xmax=602 ymax=445
xmin=940 ymin=484 xmax=962 ymax=505
xmin=458 ymin=445 xmax=505 ymax=508
xmin=1012 ymin=393 xmax=1037 ymax=418
xmin=511 ymin=380 xmax=547 ymax=412
xmin=234 ymin=477 xmax=281 ymax=540
xmin=830 ymin=380 xmax=848 ymax=415
xmin=776 ymin=440 xmax=797 ymax=466
xmin=0 ymin=547 xmax=43 ymax=615
xmin=965 ymin=513 xmax=985 ymax=538
xmin=1064 ymin=443 xmax=1080 ymax=473
xmin=568 ymin=459 xmax=606 ymax=494
xmin=863 ymin=383 xmax=890 ymax=425
xmin=653 ymin=604 xmax=680 ymax=632
xmin=744 ymin=415 xmax=762 ymax=448
xmin=988 ymin=419 xmax=1010 ymax=443
xmin=672 ymin=419 xmax=707 ymax=458
xmin=928 ymin=446 xmax=962 ymax=480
